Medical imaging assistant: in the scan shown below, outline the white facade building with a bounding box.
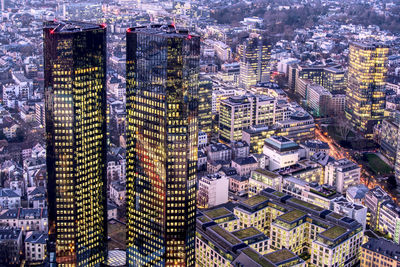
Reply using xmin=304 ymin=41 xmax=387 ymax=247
xmin=198 ymin=173 xmax=229 ymax=208
xmin=325 ymin=159 xmax=361 ymax=194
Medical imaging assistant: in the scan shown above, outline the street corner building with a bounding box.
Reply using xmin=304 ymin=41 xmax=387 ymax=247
xmin=43 ymin=21 xmax=108 ymax=266
xmin=125 ymin=25 xmax=200 ymax=266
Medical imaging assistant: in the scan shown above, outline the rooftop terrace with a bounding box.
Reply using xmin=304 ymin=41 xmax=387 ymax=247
xmin=204 ymin=207 xmax=231 ymax=219
xmin=278 ymin=209 xmax=307 ymax=223
xmin=232 ymin=227 xmax=262 ymax=240
xmin=320 ymin=225 xmax=347 ymax=240
xmin=242 ymin=195 xmax=269 ymax=207
xmin=265 ymin=249 xmax=297 ymax=264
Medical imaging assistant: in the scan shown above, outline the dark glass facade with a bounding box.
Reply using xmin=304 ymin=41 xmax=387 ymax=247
xmin=126 ymin=25 xmax=200 ymax=266
xmin=44 ymin=21 xmax=107 ymax=266
xmin=198 ymin=78 xmax=212 ymax=135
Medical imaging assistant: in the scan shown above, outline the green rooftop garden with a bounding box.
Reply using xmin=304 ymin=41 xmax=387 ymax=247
xmin=265 ymin=249 xmax=296 ymax=264
xmin=253 ymin=168 xmax=281 ymax=179
xmin=278 ymin=209 xmax=307 ymax=223
xmin=242 ymin=248 xmax=274 ymax=267
xmin=210 ymin=225 xmax=241 ymax=245
xmin=329 ymin=212 xmax=344 ymax=219
xmin=204 ymin=207 xmax=231 ymax=219
xmin=242 ymin=195 xmax=269 ymax=207
xmin=289 ymin=197 xmax=324 ymax=212
xmin=272 ymin=191 xmax=285 ymax=197
xmin=198 ymin=216 xmax=211 ymax=223
xmin=232 ymin=227 xmax=261 ymax=240
xmin=320 ymin=225 xmax=347 ymax=240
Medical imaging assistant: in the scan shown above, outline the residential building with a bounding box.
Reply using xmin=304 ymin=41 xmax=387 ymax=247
xmin=230 ymin=140 xmax=250 ymax=159
xmin=231 ymin=156 xmax=258 ymax=176
xmin=198 ymin=131 xmax=208 ymax=148
xmin=0 ymin=188 xmax=20 ymax=209
xmin=0 ymin=227 xmax=22 ymax=266
xmin=198 ymin=173 xmax=229 ymax=208
xmin=301 ymin=140 xmax=330 ymax=159
xmin=44 ymin=21 xmax=108 ymax=265
xmin=206 ymin=142 xmax=232 ymax=162
xmin=361 ymin=238 xmax=400 ymax=267
xmin=346 ymin=42 xmax=389 ymax=138
xmin=346 ymin=185 xmax=369 ymax=205
xmin=325 ymin=159 xmax=361 ymax=194
xmin=364 ymin=186 xmax=391 ymax=230
xmin=109 ymin=180 xmax=126 ymax=207
xmin=126 ymin=25 xmax=200 ymax=266
xmin=0 ymin=208 xmax=48 ymax=232
xmin=229 ymin=175 xmax=249 ymax=193
xmin=25 ymin=231 xmax=48 ymax=263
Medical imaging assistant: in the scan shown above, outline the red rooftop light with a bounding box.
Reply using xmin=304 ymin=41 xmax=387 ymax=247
xmin=187 ymin=35 xmax=192 ymax=40
xmin=100 ymin=23 xmax=107 ymax=28
xmin=127 ymin=28 xmax=131 ymax=33
xmin=50 ymin=29 xmax=55 ymax=34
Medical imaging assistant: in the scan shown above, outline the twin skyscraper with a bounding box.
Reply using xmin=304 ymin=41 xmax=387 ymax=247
xmin=44 ymin=21 xmax=200 ymax=267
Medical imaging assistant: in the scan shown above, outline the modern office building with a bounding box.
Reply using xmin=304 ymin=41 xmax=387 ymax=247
xmin=345 ymin=42 xmax=389 ymax=138
xmin=126 ymin=25 xmax=200 ymax=266
xmin=198 ymin=78 xmax=212 ymax=135
xmin=219 ymin=95 xmax=276 ymax=143
xmin=239 ymin=33 xmax=271 ymax=89
xmin=263 ymin=136 xmax=301 ymax=171
xmin=44 ymin=21 xmax=108 ymax=266
xmin=325 ymin=158 xmax=360 ymax=194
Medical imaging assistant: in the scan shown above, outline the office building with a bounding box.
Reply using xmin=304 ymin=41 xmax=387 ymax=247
xmin=219 ymin=96 xmax=252 ymax=143
xmin=263 ymin=136 xmax=301 ymax=171
xmin=248 ymin=168 xmax=282 ymax=196
xmin=325 ymin=159 xmax=360 ymax=194
xmin=198 ymin=78 xmax=212 ymax=135
xmin=275 ymin=111 xmax=315 ymax=142
xmin=219 ymin=95 xmax=276 ymax=143
xmin=44 ymin=21 xmax=108 ymax=266
xmin=197 ymin=189 xmax=363 ymax=267
xmin=242 ymin=124 xmax=276 ymax=154
xmin=126 ymin=25 xmax=200 ymax=266
xmin=364 ymin=186 xmax=391 ymax=230
xmin=345 ymin=42 xmax=389 ymax=138
xmin=239 ymin=33 xmax=271 ymax=89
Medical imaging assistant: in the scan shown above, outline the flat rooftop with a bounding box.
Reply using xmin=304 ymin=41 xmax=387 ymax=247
xmin=278 ymin=209 xmax=307 ymax=223
xmin=44 ymin=20 xmax=104 ymax=33
xmin=242 ymin=195 xmax=269 ymax=207
xmin=320 ymin=225 xmax=347 ymax=240
xmin=127 ymin=24 xmax=198 ymax=39
xmin=232 ymin=227 xmax=262 ymax=240
xmin=265 ymin=249 xmax=298 ymax=264
xmin=210 ymin=225 xmax=241 ymax=245
xmin=204 ymin=207 xmax=231 ymax=219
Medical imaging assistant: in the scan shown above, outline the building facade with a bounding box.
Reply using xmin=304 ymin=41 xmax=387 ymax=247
xmin=126 ymin=25 xmax=200 ymax=266
xmin=44 ymin=21 xmax=108 ymax=266
xmin=345 ymin=42 xmax=389 ymax=138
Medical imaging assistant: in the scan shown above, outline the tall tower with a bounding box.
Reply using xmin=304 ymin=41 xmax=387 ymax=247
xmin=345 ymin=42 xmax=388 ymax=138
xmin=126 ymin=25 xmax=200 ymax=266
xmin=44 ymin=21 xmax=107 ymax=266
xmin=239 ymin=33 xmax=271 ymax=90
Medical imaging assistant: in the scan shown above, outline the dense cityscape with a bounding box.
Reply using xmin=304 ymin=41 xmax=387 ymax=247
xmin=0 ymin=0 xmax=400 ymax=266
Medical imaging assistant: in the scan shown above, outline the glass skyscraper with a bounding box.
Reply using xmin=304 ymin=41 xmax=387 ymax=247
xmin=239 ymin=33 xmax=271 ymax=90
xmin=44 ymin=21 xmax=108 ymax=266
xmin=345 ymin=42 xmax=388 ymax=138
xmin=126 ymin=25 xmax=200 ymax=266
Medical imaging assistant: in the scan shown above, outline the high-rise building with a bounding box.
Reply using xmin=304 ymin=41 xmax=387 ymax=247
xmin=346 ymin=42 xmax=389 ymax=138
xmin=239 ymin=33 xmax=271 ymax=90
xmin=126 ymin=25 xmax=200 ymax=266
xmin=44 ymin=21 xmax=108 ymax=266
xmin=198 ymin=78 xmax=212 ymax=135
